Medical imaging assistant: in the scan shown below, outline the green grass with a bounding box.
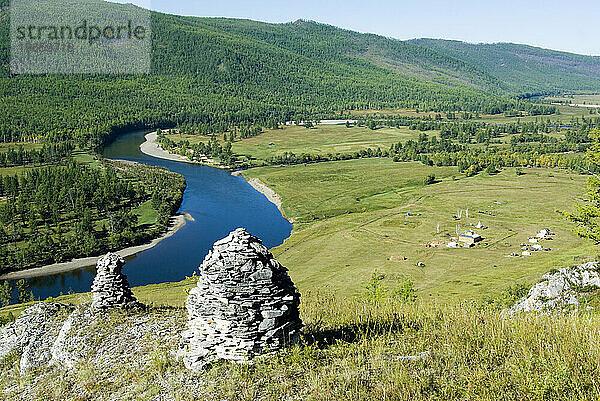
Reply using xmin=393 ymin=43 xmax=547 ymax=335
xmin=71 ymin=150 xmax=101 ymax=167
xmin=3 ymin=292 xmax=600 ymax=400
xmin=166 ymin=125 xmax=420 ymax=162
xmin=245 ymin=159 xmax=458 ymax=223
xmin=1 ymin=153 xmax=599 ymax=400
xmin=164 ymin=112 xmax=591 ymax=168
xmin=243 ymin=160 xmax=599 ymax=300
xmin=0 ymin=165 xmax=32 ymax=176
xmin=0 ymin=142 xmax=43 ymax=153
xmin=0 ymin=277 xmax=198 ymax=318
xmin=134 ymin=199 xmax=158 ymax=227
xmin=0 ymin=150 xmax=97 ymax=176
xmin=545 ymin=94 xmax=600 ymax=105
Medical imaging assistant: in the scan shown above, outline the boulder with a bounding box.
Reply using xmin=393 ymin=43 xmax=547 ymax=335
xmin=180 ymin=228 xmax=302 ymax=370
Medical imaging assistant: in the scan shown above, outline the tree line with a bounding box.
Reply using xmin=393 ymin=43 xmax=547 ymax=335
xmin=0 ymin=142 xmax=73 ymax=167
xmin=0 ymin=158 xmax=185 ymax=274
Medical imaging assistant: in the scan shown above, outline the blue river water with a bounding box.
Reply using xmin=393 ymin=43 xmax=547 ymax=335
xmin=24 ymin=130 xmax=293 ymax=300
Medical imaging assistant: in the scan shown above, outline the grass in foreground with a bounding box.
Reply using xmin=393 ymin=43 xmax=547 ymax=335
xmin=2 ymin=291 xmax=600 ymax=400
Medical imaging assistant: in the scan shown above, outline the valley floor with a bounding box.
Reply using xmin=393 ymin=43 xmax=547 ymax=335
xmin=243 ymin=160 xmax=599 ymax=300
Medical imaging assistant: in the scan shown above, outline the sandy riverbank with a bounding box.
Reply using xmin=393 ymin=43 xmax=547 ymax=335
xmin=0 ymin=214 xmax=191 ymax=281
xmin=140 ymin=132 xmax=223 ymax=168
xmin=234 ymin=173 xmax=294 ymax=224
xmin=142 ymin=131 xmax=291 ymax=224
xmin=139 ymin=132 xmax=198 ymax=164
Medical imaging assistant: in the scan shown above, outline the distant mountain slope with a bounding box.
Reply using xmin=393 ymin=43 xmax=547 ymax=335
xmin=181 ymin=18 xmax=504 ymax=92
xmin=412 ymin=38 xmax=600 ymax=94
xmin=152 ymin=17 xmax=600 ymax=95
xmin=0 ymin=1 xmax=596 ymax=145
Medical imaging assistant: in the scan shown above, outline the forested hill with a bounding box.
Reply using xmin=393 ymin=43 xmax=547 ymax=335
xmin=412 ymin=38 xmax=600 ymax=95
xmin=153 ymin=17 xmax=503 ymax=92
xmin=0 ymin=1 xmax=597 ymax=146
xmin=148 ymin=15 xmax=600 ymax=96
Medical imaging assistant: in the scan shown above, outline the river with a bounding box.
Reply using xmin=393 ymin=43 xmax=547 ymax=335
xmin=23 ymin=130 xmax=293 ymax=300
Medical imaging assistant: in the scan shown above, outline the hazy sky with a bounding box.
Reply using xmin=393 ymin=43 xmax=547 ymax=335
xmin=113 ymin=0 xmax=600 ymax=55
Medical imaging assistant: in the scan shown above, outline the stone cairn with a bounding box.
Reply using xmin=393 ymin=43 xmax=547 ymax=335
xmin=181 ymin=228 xmax=302 ymax=370
xmin=91 ymin=253 xmax=140 ymax=310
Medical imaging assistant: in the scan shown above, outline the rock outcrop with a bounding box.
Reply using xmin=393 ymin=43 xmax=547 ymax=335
xmin=0 ymin=303 xmax=74 ymax=372
xmin=180 ymin=228 xmax=302 ymax=371
xmin=510 ymin=262 xmax=600 ymax=313
xmin=0 ymin=254 xmax=149 ymax=372
xmin=0 ymin=302 xmax=184 ymax=373
xmin=91 ymin=253 xmax=140 ymax=310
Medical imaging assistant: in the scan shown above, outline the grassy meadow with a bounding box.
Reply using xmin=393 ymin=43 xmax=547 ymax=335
xmin=545 ymin=94 xmax=600 ymax=105
xmin=166 ymin=124 xmax=418 ymax=162
xmin=244 ymin=160 xmax=599 ymax=300
xmin=164 ymin=108 xmax=596 ymax=167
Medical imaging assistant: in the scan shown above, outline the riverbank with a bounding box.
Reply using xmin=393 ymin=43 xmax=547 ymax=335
xmin=140 ymin=132 xmax=225 ymax=168
xmin=0 ymin=214 xmax=191 ymax=281
xmin=234 ymin=172 xmax=294 ymax=224
xmin=141 ymin=131 xmax=291 ymax=223
xmin=140 ymin=132 xmax=197 ymax=164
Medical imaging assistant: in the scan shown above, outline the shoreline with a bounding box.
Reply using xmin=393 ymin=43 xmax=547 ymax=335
xmin=140 ymin=131 xmax=225 ymax=168
xmin=142 ymin=130 xmax=293 ymax=224
xmin=235 ymin=172 xmax=295 ymax=224
xmin=0 ymin=214 xmax=190 ymax=281
xmin=140 ymin=132 xmax=199 ymax=164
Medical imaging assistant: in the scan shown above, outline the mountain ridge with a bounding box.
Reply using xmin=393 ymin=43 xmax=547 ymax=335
xmin=0 ymin=2 xmax=598 ymax=145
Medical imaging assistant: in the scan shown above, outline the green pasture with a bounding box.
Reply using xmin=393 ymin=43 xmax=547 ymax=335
xmin=244 ymin=160 xmax=598 ymax=301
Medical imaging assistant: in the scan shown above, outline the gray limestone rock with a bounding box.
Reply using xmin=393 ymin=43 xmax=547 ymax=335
xmin=0 ymin=302 xmax=73 ymax=372
xmin=180 ymin=228 xmax=302 ymax=371
xmin=510 ymin=261 xmax=600 ymax=313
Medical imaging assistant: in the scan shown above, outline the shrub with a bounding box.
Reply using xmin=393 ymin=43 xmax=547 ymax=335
xmin=424 ymin=174 xmax=436 ymax=185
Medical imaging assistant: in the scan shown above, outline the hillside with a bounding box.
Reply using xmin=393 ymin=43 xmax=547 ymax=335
xmin=0 ymin=1 xmax=588 ymax=146
xmin=413 ymin=38 xmax=600 ymax=94
xmin=2 ymin=263 xmax=600 ymax=400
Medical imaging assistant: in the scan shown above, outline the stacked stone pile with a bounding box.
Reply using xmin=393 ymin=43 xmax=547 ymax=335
xmin=181 ymin=228 xmax=302 ymax=371
xmin=91 ymin=253 xmax=140 ymax=310
xmin=510 ymin=261 xmax=600 ymax=313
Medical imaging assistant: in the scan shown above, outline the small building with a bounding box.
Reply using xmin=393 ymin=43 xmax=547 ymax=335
xmin=447 ymin=241 xmax=459 ymax=248
xmin=458 ymin=231 xmax=482 ymax=245
xmin=537 ymin=228 xmax=550 ymax=238
xmin=529 ymin=238 xmax=538 ymax=244
xmin=532 ymin=244 xmax=543 ymax=251
xmin=522 ymin=251 xmax=531 ymax=256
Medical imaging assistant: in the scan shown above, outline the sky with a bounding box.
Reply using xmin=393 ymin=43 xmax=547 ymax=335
xmin=112 ymin=0 xmax=600 ymax=55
